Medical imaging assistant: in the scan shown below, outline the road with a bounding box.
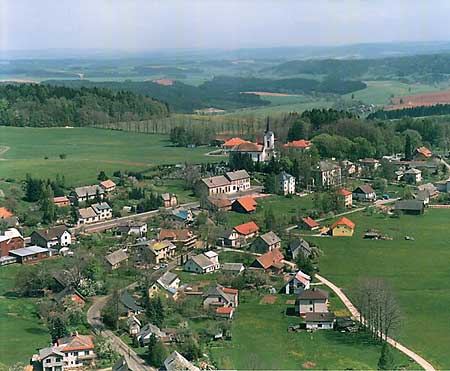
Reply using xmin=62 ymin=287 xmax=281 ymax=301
xmin=316 ymin=274 xmax=436 ymax=371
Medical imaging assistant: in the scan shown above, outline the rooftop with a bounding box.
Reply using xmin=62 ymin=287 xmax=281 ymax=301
xmin=105 ymin=249 xmax=129 ymax=266
xmin=305 ymin=312 xmax=336 ymax=322
xmin=9 ymin=245 xmax=49 ymax=257
xmin=234 ymin=221 xmax=260 ymax=235
xmin=32 ymin=225 xmax=69 ymax=241
xmin=254 ymin=248 xmax=284 ymax=270
xmin=258 ymin=231 xmax=281 ymax=246
xmin=0 ymin=228 xmax=23 ymax=243
xmin=233 ymin=196 xmax=257 ymax=212
xmin=298 ymin=288 xmax=329 ymax=300
xmin=201 ymin=175 xmax=231 ymax=189
xmin=225 ymin=169 xmax=250 ymax=181
xmin=283 ymin=139 xmax=311 ymax=149
xmin=331 ymin=217 xmax=355 ymax=230
xmin=100 ymin=179 xmax=116 ymax=188
xmin=223 ymin=137 xmax=249 ymax=147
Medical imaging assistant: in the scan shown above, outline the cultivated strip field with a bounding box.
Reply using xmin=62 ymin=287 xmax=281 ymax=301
xmin=389 ymin=89 xmax=450 ymax=110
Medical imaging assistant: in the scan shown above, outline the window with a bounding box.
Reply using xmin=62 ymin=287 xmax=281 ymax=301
xmin=318 ymin=324 xmax=322 ymax=328
xmin=45 ymin=359 xmax=51 ymax=363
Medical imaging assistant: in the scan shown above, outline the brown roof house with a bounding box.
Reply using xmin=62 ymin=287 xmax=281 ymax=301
xmin=105 ymin=249 xmax=129 ymax=270
xmin=352 ymin=184 xmax=376 ymax=202
xmin=30 ymin=225 xmax=72 ymax=250
xmin=250 ymin=248 xmax=284 ymax=271
xmin=184 ymin=251 xmax=220 ymax=274
xmin=252 ymin=231 xmax=281 ymax=254
xmin=295 ymin=288 xmax=329 ymax=317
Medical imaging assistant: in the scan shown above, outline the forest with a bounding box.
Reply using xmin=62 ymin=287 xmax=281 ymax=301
xmin=368 ymin=104 xmax=450 ymax=120
xmin=0 ymin=83 xmax=169 ymax=127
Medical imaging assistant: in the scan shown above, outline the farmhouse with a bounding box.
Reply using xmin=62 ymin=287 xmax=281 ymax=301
xmin=311 ymin=160 xmax=342 ymax=189
xmin=149 ymin=271 xmax=180 ymax=299
xmin=161 ymin=193 xmax=178 ymax=208
xmin=105 ymin=249 xmax=129 ymax=270
xmin=305 ymin=312 xmax=336 ymax=330
xmin=0 ymin=228 xmax=24 ymax=257
xmin=352 ymin=184 xmax=376 ymax=202
xmin=282 ymin=270 xmax=311 ymax=295
xmin=250 ymin=248 xmax=284 ymax=271
xmin=9 ymin=246 xmax=52 ymax=264
xmin=30 ymin=225 xmax=72 ymax=249
xmin=52 ymin=196 xmax=70 ymax=208
xmin=330 ymin=217 xmax=355 ymax=237
xmin=403 ymin=168 xmax=422 ymax=184
xmin=275 ymin=171 xmax=296 ymax=195
xmin=252 ymin=231 xmax=281 ymax=253
xmin=414 ymin=146 xmax=432 ymax=160
xmin=395 ymin=200 xmax=425 ymax=215
xmin=232 ymin=196 xmax=257 ymax=213
xmin=295 ymin=288 xmax=329 ymax=316
xmin=282 ymin=139 xmax=311 ymax=151
xmin=73 ymin=185 xmax=104 ymax=203
xmin=184 ymin=251 xmax=220 ymax=274
xmin=99 ymin=179 xmax=116 ymax=193
xmin=337 ymin=188 xmax=353 ymax=208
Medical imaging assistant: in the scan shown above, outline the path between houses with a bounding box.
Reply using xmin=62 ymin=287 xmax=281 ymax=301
xmin=221 ymin=248 xmax=435 ymax=371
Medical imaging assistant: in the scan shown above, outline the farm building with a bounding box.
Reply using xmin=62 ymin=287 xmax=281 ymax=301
xmin=9 ymin=246 xmax=52 ymax=264
xmin=161 ymin=193 xmax=178 ymax=208
xmin=99 ymin=179 xmax=116 ymax=193
xmin=403 ymin=168 xmax=422 ymax=184
xmin=52 ymin=196 xmax=70 ymax=207
xmin=300 ymin=217 xmax=319 ymax=230
xmin=281 ymin=270 xmax=311 ymax=295
xmin=0 ymin=228 xmax=24 ymax=257
xmin=414 ymin=146 xmax=432 ymax=160
xmin=222 ymin=262 xmax=245 ymax=275
xmin=105 ymin=249 xmax=129 ymax=270
xmin=232 ymin=196 xmax=257 ymax=213
xmin=305 ymin=312 xmax=336 ymax=330
xmin=250 ymin=248 xmax=284 ymax=271
xmin=30 ymin=225 xmax=72 ymax=249
xmin=395 ymin=200 xmax=425 ymax=215
xmin=330 ymin=217 xmax=355 ymax=237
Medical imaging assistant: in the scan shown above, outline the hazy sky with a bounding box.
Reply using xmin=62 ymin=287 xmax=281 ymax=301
xmin=2 ymin=0 xmax=450 ymax=51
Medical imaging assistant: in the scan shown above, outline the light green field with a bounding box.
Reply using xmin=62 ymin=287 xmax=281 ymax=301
xmin=343 ymin=80 xmax=445 ymax=106
xmin=0 ymin=126 xmax=221 ymax=186
xmin=310 ymin=209 xmax=450 ymax=369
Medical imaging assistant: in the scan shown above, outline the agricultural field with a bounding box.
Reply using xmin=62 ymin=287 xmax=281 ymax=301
xmin=0 ymin=126 xmax=222 ymax=186
xmin=310 ymin=208 xmax=450 ymax=369
xmin=388 ymin=89 xmax=450 ymax=110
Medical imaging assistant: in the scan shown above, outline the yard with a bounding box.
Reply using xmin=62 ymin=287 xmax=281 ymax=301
xmin=0 ymin=126 xmax=221 ymax=186
xmin=311 ymin=208 xmax=450 ymax=369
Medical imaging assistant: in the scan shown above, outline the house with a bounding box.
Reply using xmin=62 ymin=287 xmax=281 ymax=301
xmin=359 ymin=158 xmax=381 ymax=173
xmin=9 ymin=246 xmax=52 ymax=264
xmin=120 ymin=290 xmax=143 ymax=315
xmin=170 ymin=208 xmax=194 ymax=224
xmin=91 ymin=202 xmax=112 ymax=220
xmin=300 ymin=217 xmax=319 ymax=231
xmin=215 ymin=306 xmax=235 ymax=319
xmin=33 ymin=333 xmax=95 ymax=371
xmin=52 ymin=196 xmax=70 ymax=208
xmin=203 ymin=285 xmax=238 ymax=310
xmin=136 ymin=323 xmax=169 ymax=346
xmin=207 ymin=196 xmax=232 ymax=211
xmin=221 ymin=221 xmax=260 ymax=247
xmin=30 ymin=226 xmax=72 ymax=249
xmin=0 ymin=207 xmax=13 ymax=219
xmin=311 ymin=161 xmax=342 ymax=189
xmin=341 ymin=160 xmax=360 ymax=177
xmin=127 ymin=316 xmax=141 ymax=337
xmin=250 ymin=248 xmax=284 ymax=271
xmin=105 ymin=249 xmax=129 ymax=270
xmin=276 ymin=172 xmax=296 ymax=195
xmin=222 ymin=137 xmax=250 ymax=152
xmin=414 ymin=146 xmax=432 ymax=160
xmin=164 ymin=351 xmax=200 ymax=371
xmin=158 ymin=229 xmax=197 ymax=249
xmin=222 ymin=262 xmax=245 ymax=275
xmin=282 ymin=139 xmax=311 ymax=151
xmin=352 ymin=184 xmax=376 ymax=202
xmin=252 ymin=231 xmax=281 ymax=253
xmin=199 ymin=170 xmax=251 ymax=196
xmin=337 ymin=189 xmax=353 ymax=208
xmin=226 ymin=170 xmax=251 ymax=192
xmin=116 ymin=221 xmax=148 ymax=237
xmin=403 ymin=168 xmax=422 ymax=184
xmin=99 ymin=179 xmax=116 ymax=193
xmin=282 ymin=270 xmax=311 ymax=295
xmin=52 ymin=287 xmax=85 ymax=307
xmin=330 ymin=217 xmax=355 ymax=237
xmin=77 ymin=207 xmax=99 ymax=225
xmin=0 ymin=228 xmax=24 ymax=257
xmin=395 ymin=200 xmax=425 ymax=215
xmin=184 ymin=251 xmax=220 ymax=274
xmin=232 ymin=196 xmax=257 ymax=213
xmin=146 ymin=240 xmax=177 ymax=264
xmin=295 ymin=288 xmax=329 ymax=316
xmin=305 ymin=312 xmax=336 ymax=330
xmin=418 ymin=183 xmax=439 ymax=199
xmin=161 ymin=193 xmax=178 ymax=208
xmin=288 ymin=237 xmax=319 ymax=260
xmin=149 ymin=271 xmax=180 ymax=299
xmin=73 ymin=185 xmax=104 ymax=203
xmin=234 ymin=221 xmax=260 ymax=239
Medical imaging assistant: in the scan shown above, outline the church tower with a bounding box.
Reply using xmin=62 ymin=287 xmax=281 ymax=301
xmin=264 ymin=117 xmax=275 ymax=150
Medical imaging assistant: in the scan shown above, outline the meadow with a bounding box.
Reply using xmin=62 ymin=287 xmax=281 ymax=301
xmin=0 ymin=126 xmax=221 ymax=186
xmin=310 ymin=208 xmax=450 ymax=369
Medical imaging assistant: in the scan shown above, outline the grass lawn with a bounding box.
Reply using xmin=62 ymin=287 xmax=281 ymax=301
xmin=210 ymin=292 xmax=413 ymax=369
xmin=0 ymin=126 xmax=221 ymax=186
xmin=312 ymin=208 xmax=450 ymax=369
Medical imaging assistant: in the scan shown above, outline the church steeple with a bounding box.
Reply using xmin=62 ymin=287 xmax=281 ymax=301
xmin=265 ymin=116 xmax=270 ymax=133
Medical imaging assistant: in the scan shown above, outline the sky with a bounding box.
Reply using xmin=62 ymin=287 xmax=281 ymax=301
xmin=2 ymin=0 xmax=450 ymax=51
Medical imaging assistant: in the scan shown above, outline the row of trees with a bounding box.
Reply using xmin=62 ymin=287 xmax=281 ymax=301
xmin=169 ymin=125 xmax=216 ymax=146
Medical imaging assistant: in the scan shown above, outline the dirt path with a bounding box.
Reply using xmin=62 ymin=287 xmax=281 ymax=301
xmin=0 ymin=146 xmax=10 ymax=159
xmin=316 ymin=274 xmax=436 ymax=371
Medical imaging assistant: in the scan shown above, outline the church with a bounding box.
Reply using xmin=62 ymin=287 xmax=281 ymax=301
xmin=228 ymin=120 xmax=276 ymax=163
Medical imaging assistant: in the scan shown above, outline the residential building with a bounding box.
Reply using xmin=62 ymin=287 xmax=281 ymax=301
xmin=295 ymin=288 xmax=329 ymax=316
xmin=161 ymin=193 xmax=178 ymax=208
xmin=232 ymin=196 xmax=257 ymax=213
xmin=9 ymin=246 xmax=52 ymax=264
xmin=184 ymin=251 xmax=220 ymax=274
xmin=288 ymin=237 xmax=319 ymax=260
xmin=203 ymin=285 xmax=238 ymax=318
xmin=30 ymin=226 xmax=72 ymax=249
xmin=91 ymin=202 xmax=112 ymax=220
xmin=116 ymin=221 xmax=147 ymax=237
xmin=337 ymin=189 xmax=352 ymax=208
xmin=164 ymin=351 xmax=200 ymax=371
xmin=395 ymin=200 xmax=425 ymax=215
xmin=158 ymin=229 xmax=197 ymax=249
xmin=414 ymin=146 xmax=432 ymax=160
xmin=105 ymin=249 xmax=129 ymax=270
xmin=170 ymin=208 xmax=194 ymax=224
xmin=0 ymin=228 xmax=24 ymax=257
xmin=418 ymin=183 xmax=439 ymax=199
xmin=341 ymin=160 xmax=360 ymax=177
xmin=221 ymin=221 xmax=260 ymax=247
xmin=276 ymin=172 xmax=296 ymax=195
xmin=233 ymin=221 xmax=260 ymax=239
xmin=403 ymin=168 xmax=422 ymax=184
xmin=252 ymin=231 xmax=281 ymax=253
xmin=222 ymin=262 xmax=245 ymax=275
xmin=52 ymin=196 xmax=70 ymax=208
xmin=73 ymin=185 xmax=104 ymax=203
xmin=136 ymin=323 xmax=168 ymax=346
xmin=207 ymin=196 xmax=232 ymax=211
xmin=226 ymin=170 xmax=251 ymax=192
xmin=149 ymin=271 xmax=180 ymax=299
xmin=77 ymin=207 xmax=99 ymax=225
xmin=199 ymin=170 xmax=251 ymax=196
xmin=305 ymin=312 xmax=336 ymax=330
xmin=147 ymin=240 xmax=177 ymax=264
xmin=127 ymin=316 xmax=141 ymax=337
xmin=52 ymin=287 xmax=85 ymax=307
xmin=359 ymin=158 xmax=381 ymax=173
xmin=282 ymin=139 xmax=311 ymax=151
xmin=250 ymin=248 xmax=284 ymax=271
xmin=352 ymin=184 xmax=376 ymax=202
xmin=282 ymin=270 xmax=311 ymax=295
xmin=311 ymin=161 xmax=342 ymax=189
xmin=330 ymin=217 xmax=355 ymax=237
xmin=99 ymin=179 xmax=116 ymax=193
xmin=33 ymin=346 xmax=65 ymax=371
xmin=300 ymin=217 xmax=319 ymax=231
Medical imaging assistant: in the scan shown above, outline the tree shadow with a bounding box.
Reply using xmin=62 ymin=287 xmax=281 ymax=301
xmin=285 ymin=307 xmax=297 ymax=316
xmin=323 ymin=328 xmax=381 ymax=347
xmin=25 ymin=327 xmax=49 ymax=335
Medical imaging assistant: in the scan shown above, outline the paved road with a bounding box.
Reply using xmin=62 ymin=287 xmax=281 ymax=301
xmin=316 ymin=274 xmax=436 ymax=371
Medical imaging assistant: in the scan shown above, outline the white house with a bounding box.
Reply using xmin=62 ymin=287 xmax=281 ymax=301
xmin=276 ymin=172 xmax=296 ymax=195
xmin=184 ymin=251 xmax=220 ymax=274
xmin=352 ymin=184 xmax=376 ymax=202
xmin=403 ymin=168 xmax=422 ymax=184
xmin=305 ymin=312 xmax=336 ymax=330
xmin=30 ymin=226 xmax=72 ymax=249
xmin=295 ymin=288 xmax=329 ymax=316
xmin=91 ymin=202 xmax=112 ymax=220
xmin=282 ymin=270 xmax=311 ymax=295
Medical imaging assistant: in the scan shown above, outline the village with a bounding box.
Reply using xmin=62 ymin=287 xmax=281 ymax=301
xmin=1 ymin=119 xmax=448 ymax=371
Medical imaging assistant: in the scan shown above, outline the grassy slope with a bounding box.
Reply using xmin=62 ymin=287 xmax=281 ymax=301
xmin=0 ymin=127 xmax=220 ymax=186
xmin=312 ymin=209 xmax=450 ymax=369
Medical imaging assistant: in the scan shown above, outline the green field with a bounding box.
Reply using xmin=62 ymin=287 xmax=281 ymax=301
xmin=0 ymin=126 xmax=221 ymax=186
xmin=210 ymin=292 xmax=413 ymax=369
xmin=310 ymin=209 xmax=450 ymax=369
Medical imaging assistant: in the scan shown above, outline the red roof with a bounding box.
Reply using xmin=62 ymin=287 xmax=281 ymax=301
xmin=234 ymin=196 xmax=257 ymax=212
xmin=415 ymin=146 xmax=432 ymax=158
xmin=222 ymin=287 xmax=238 ymax=294
xmin=331 ymin=217 xmax=355 ymax=230
xmin=302 ymin=217 xmax=319 ymax=228
xmin=283 ymin=139 xmax=311 ymax=149
xmin=100 ymin=179 xmax=116 ymax=188
xmin=0 ymin=207 xmax=13 ymax=218
xmin=234 ymin=142 xmax=263 ymax=152
xmin=58 ymin=334 xmax=94 ymax=352
xmin=255 ymin=248 xmax=284 ymax=270
xmin=159 ymin=229 xmax=193 ymax=241
xmin=216 ymin=306 xmax=234 ymax=314
xmin=234 ymin=221 xmax=260 ymax=236
xmin=223 ymin=137 xmax=249 ymax=147
xmin=338 ymin=189 xmax=352 ymax=196
xmin=52 ymin=196 xmax=69 ymax=203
